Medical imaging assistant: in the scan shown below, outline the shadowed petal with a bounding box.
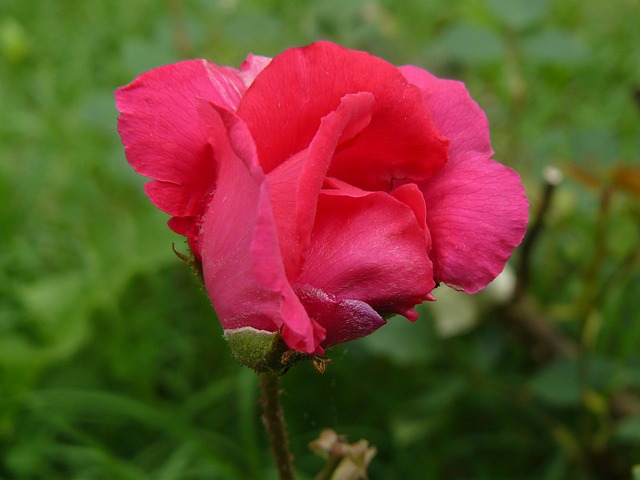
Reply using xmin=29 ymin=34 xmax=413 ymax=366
xmin=294 ymin=285 xmax=387 ymax=349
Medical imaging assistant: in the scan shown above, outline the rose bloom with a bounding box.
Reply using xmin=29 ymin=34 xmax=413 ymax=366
xmin=116 ymin=41 xmax=527 ymax=357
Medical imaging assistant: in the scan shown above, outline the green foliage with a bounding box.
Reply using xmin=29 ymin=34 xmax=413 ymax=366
xmin=2 ymin=0 xmax=639 ymax=479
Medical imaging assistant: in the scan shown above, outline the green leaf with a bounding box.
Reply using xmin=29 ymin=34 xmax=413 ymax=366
xmin=615 ymin=415 xmax=640 ymax=442
xmin=360 ymin=309 xmax=440 ymax=365
xmin=522 ymin=29 xmax=589 ymax=65
xmin=0 ymin=273 xmax=91 ymax=367
xmin=528 ymin=357 xmax=617 ymax=407
xmin=433 ymin=24 xmax=507 ymax=65
xmin=529 ymin=359 xmax=582 ymax=408
xmin=486 ymin=0 xmax=550 ymax=30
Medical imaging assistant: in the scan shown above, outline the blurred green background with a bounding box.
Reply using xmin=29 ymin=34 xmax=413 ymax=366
xmin=1 ymin=0 xmax=639 ymax=478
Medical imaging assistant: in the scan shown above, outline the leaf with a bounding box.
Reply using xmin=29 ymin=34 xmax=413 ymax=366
xmin=528 ymin=357 xmax=617 ymax=407
xmin=529 ymin=359 xmax=581 ymax=407
xmin=522 ymin=29 xmax=588 ymax=65
xmin=615 ymin=415 xmax=640 ymax=442
xmin=486 ymin=0 xmax=550 ymax=30
xmin=359 ymin=308 xmax=440 ymax=365
xmin=391 ymin=378 xmax=468 ymax=446
xmin=0 ymin=273 xmax=92 ymax=367
xmin=155 ymin=443 xmax=198 ymax=480
xmin=571 ymin=127 xmax=621 ymax=166
xmin=433 ymin=24 xmax=506 ymax=65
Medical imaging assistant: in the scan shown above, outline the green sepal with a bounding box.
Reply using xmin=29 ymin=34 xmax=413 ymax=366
xmin=223 ymin=327 xmax=308 ymax=375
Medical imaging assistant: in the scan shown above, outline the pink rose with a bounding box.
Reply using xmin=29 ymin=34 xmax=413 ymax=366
xmin=115 ymin=41 xmax=527 ymax=357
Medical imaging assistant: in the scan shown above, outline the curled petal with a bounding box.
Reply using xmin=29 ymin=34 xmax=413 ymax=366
xmin=267 ymin=92 xmax=375 ymax=279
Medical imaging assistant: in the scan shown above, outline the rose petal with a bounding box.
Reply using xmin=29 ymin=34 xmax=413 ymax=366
xmin=297 ymin=188 xmax=435 ymax=320
xmin=115 ymin=55 xmax=271 ymax=230
xmin=267 ymin=92 xmax=375 ymax=279
xmin=238 ymin=41 xmax=448 ymax=190
xmin=239 ymin=54 xmax=272 ymax=86
xmin=391 ymin=183 xmax=428 ymax=233
xmin=399 ymin=66 xmax=492 ymax=160
xmin=422 ymin=154 xmax=528 ymax=293
xmin=294 ymin=285 xmax=387 ymax=349
xmin=197 ymin=102 xmax=325 ymax=353
xmin=400 ymin=66 xmax=528 ymax=292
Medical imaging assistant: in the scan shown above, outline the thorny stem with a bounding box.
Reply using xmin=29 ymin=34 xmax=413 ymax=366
xmin=259 ymin=372 xmax=296 ymax=480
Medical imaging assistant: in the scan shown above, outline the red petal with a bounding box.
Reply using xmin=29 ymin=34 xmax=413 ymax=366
xmin=296 ymin=187 xmax=435 ymax=319
xmin=238 ymin=41 xmax=448 ymax=190
xmin=267 ymin=92 xmax=375 ymax=279
xmin=197 ymin=103 xmax=325 ymax=353
xmin=400 ymin=66 xmax=528 ymax=292
xmin=399 ymin=66 xmax=492 ymax=161
xmin=115 ymin=56 xmax=270 ymax=227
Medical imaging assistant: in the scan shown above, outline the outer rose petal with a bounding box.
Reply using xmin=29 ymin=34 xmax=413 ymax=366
xmin=197 ymin=102 xmax=325 ymax=354
xmin=399 ymin=66 xmax=492 ymax=161
xmin=238 ymin=41 xmax=448 ymax=190
xmin=399 ymin=66 xmax=528 ymax=293
xmin=267 ymin=92 xmax=375 ymax=280
xmin=115 ymin=56 xmax=271 ymax=245
xmin=294 ymin=285 xmax=387 ymax=349
xmin=297 ymin=188 xmax=435 ymax=320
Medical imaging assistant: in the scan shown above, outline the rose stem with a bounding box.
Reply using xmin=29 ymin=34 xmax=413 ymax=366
xmin=259 ymin=372 xmax=296 ymax=480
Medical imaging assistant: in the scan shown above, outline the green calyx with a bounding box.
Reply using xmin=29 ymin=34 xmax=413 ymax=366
xmin=223 ymin=327 xmax=308 ymax=374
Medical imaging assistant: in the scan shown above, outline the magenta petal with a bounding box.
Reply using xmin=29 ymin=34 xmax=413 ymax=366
xmin=399 ymin=66 xmax=492 ymax=161
xmin=115 ymin=57 xmax=269 ymax=227
xmin=297 ymin=188 xmax=435 ymax=319
xmin=238 ymin=41 xmax=448 ymax=189
xmin=294 ymin=285 xmax=386 ymax=349
xmin=422 ymin=154 xmax=528 ymax=293
xmin=267 ymin=92 xmax=375 ymax=279
xmin=197 ymin=103 xmax=325 ymax=354
xmin=400 ymin=66 xmax=528 ymax=293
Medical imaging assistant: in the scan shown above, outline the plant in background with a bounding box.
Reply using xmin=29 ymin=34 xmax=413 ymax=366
xmin=115 ymin=41 xmax=527 ymax=478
